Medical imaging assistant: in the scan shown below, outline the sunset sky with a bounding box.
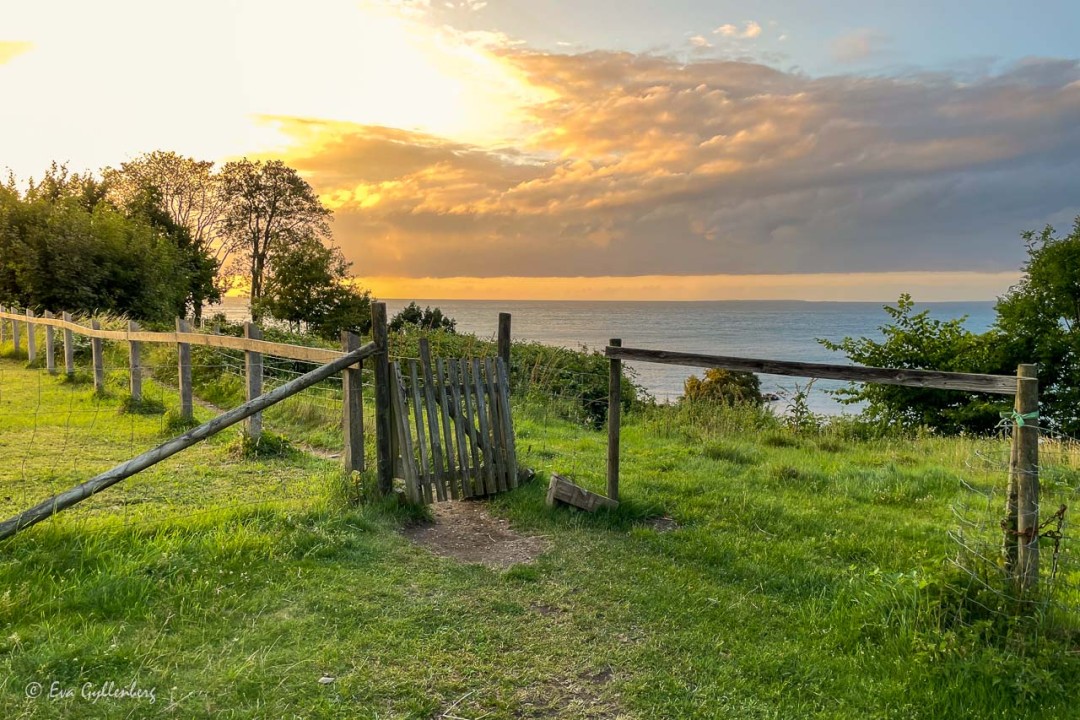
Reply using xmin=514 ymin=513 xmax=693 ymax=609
xmin=2 ymin=0 xmax=1079 ymax=300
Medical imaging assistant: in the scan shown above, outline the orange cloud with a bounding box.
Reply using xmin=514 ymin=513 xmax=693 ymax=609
xmin=257 ymin=51 xmax=1080 ymax=284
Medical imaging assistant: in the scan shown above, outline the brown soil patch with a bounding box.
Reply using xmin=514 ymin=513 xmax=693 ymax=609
xmin=403 ymin=501 xmax=549 ymax=568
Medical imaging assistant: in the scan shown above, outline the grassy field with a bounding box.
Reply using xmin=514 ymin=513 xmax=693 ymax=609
xmin=0 ymin=355 xmax=1077 ymax=719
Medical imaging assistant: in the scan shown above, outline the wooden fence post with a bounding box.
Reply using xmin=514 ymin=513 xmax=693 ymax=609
xmin=12 ymin=309 xmax=21 ymax=357
xmin=90 ymin=319 xmax=105 ymax=393
xmin=62 ymin=312 xmax=75 ymax=377
xmin=1015 ymin=364 xmax=1040 ymax=591
xmin=244 ymin=322 xmax=263 ymax=440
xmin=128 ymin=320 xmax=142 ymax=402
xmin=0 ymin=305 xmax=6 ymax=346
xmin=372 ymin=302 xmax=393 ymax=494
xmin=498 ymin=312 xmax=512 ymax=392
xmin=607 ymin=338 xmax=622 ymax=502
xmin=25 ymin=309 xmax=37 ymax=365
xmin=176 ymin=318 xmax=193 ymax=420
xmin=342 ymin=331 xmax=364 ymax=473
xmin=44 ymin=311 xmax=56 ymax=374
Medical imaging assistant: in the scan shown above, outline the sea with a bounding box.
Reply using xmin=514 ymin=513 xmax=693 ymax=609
xmin=217 ymin=298 xmax=997 ymax=415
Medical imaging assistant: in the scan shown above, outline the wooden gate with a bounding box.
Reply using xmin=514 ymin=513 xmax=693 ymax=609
xmin=389 ymin=345 xmax=518 ymax=504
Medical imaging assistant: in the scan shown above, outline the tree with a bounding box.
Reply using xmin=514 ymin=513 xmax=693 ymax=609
xmin=0 ymin=165 xmax=191 ymax=323
xmin=389 ymin=302 xmax=457 ymax=333
xmin=682 ymin=368 xmax=763 ymax=405
xmin=219 ymin=159 xmax=332 ymax=321
xmin=995 ymin=219 xmax=1080 ymax=435
xmin=820 ymin=294 xmax=1011 ymax=433
xmin=255 ymin=237 xmax=372 ymax=339
xmin=104 ymin=151 xmax=230 ymax=321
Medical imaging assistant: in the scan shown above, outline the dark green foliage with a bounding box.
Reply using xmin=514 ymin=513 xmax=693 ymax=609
xmin=254 ymin=237 xmax=372 ymax=340
xmin=682 ymin=368 xmax=763 ymax=405
xmin=820 ymin=294 xmax=1011 ymax=433
xmin=228 ymin=431 xmax=295 ymax=459
xmin=995 ymin=219 xmax=1080 ymax=435
xmin=0 ymin=165 xmax=206 ymax=324
xmin=389 ymin=302 xmax=457 ymax=334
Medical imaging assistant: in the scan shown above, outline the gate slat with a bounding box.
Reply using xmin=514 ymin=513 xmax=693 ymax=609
xmin=419 ymin=340 xmax=447 ymax=502
xmin=435 ymin=358 xmax=459 ymax=500
xmin=409 ymin=361 xmax=434 ymax=504
xmin=391 ymin=362 xmax=421 ymax=503
xmin=448 ymin=360 xmax=474 ymax=497
xmin=471 ymin=359 xmax=498 ymax=495
xmin=460 ymin=359 xmax=484 ymax=492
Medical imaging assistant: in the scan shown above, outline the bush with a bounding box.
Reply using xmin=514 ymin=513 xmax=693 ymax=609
xmin=682 ymin=368 xmax=763 ymax=405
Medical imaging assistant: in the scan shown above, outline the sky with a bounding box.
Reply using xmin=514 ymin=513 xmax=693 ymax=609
xmin=2 ymin=0 xmax=1079 ymax=300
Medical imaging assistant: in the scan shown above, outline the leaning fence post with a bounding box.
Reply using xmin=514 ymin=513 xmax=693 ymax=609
xmin=62 ymin=312 xmax=75 ymax=377
xmin=44 ymin=311 xmax=56 ymax=374
xmin=498 ymin=312 xmax=512 ymax=393
xmin=25 ymin=308 xmax=37 ymax=365
xmin=176 ymin=318 xmax=193 ymax=420
xmin=90 ymin=319 xmax=105 ymax=393
xmin=128 ymin=320 xmax=142 ymax=402
xmin=1014 ymin=364 xmax=1040 ymax=591
xmin=342 ymin=330 xmax=365 ymax=474
xmin=607 ymin=338 xmax=622 ymax=502
xmin=244 ymin=322 xmax=263 ymax=440
xmin=372 ymin=302 xmax=393 ymax=494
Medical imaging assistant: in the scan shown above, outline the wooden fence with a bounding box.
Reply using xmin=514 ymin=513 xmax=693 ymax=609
xmin=604 ymin=342 xmax=1042 ymax=591
xmin=0 ymin=303 xmax=517 ymax=537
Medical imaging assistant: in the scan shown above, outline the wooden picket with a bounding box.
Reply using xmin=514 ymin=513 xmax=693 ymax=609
xmin=391 ymin=355 xmax=517 ymax=504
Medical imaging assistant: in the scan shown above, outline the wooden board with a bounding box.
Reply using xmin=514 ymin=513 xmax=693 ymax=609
xmin=546 ymin=473 xmax=618 ymax=512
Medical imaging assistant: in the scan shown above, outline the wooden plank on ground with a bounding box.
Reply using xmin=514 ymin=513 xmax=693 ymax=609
xmin=546 ymin=473 xmax=618 ymax=512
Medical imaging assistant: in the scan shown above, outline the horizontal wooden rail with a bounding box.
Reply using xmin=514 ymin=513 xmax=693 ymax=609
xmin=0 ymin=309 xmax=342 ymax=363
xmin=0 ymin=341 xmax=378 ymax=540
xmin=605 ymin=345 xmax=1023 ymax=395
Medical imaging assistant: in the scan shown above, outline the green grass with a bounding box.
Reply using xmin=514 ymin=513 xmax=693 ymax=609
xmin=0 ymin=356 xmax=1077 ymax=718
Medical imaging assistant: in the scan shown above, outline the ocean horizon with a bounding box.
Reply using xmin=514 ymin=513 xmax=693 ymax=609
xmin=217 ymin=297 xmax=997 ymax=415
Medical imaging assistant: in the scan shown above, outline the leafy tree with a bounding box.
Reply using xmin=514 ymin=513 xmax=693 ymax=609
xmin=219 ymin=159 xmax=332 ymax=321
xmin=104 ymin=151 xmax=230 ymax=322
xmin=389 ymin=302 xmax=457 ymax=333
xmin=820 ymin=294 xmax=1010 ymax=433
xmin=0 ymin=167 xmax=190 ymax=323
xmin=995 ymin=219 xmax=1080 ymax=434
xmin=255 ymin=237 xmax=372 ymax=339
xmin=682 ymin=368 xmax=763 ymax=405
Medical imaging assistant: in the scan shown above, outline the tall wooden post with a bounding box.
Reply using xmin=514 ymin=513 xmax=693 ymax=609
xmin=342 ymin=331 xmax=364 ymax=473
xmin=244 ymin=322 xmax=263 ymax=440
xmin=128 ymin=320 xmax=142 ymax=402
xmin=498 ymin=312 xmax=512 ymax=392
xmin=607 ymin=338 xmax=622 ymax=502
xmin=25 ymin=309 xmax=37 ymax=365
xmin=0 ymin=305 xmax=6 ymax=346
xmin=90 ymin=319 xmax=105 ymax=393
xmin=372 ymin=302 xmax=393 ymax=494
xmin=1015 ymin=364 xmax=1040 ymax=591
xmin=44 ymin=311 xmax=56 ymax=374
xmin=62 ymin=312 xmax=75 ymax=377
xmin=176 ymin=318 xmax=193 ymax=420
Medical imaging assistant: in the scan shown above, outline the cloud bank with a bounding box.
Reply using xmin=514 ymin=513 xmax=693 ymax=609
xmin=267 ymin=50 xmax=1080 ymax=280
